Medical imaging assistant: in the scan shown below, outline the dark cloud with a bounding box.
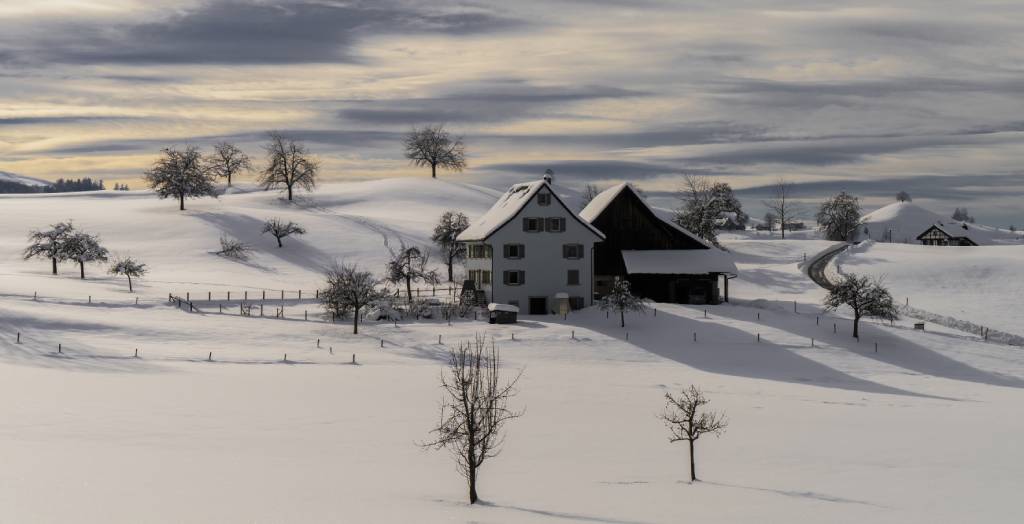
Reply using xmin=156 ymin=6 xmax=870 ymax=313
xmin=338 ymin=82 xmax=646 ymax=125
xmin=0 ymin=116 xmax=136 ymax=126
xmin=4 ymin=1 xmax=522 ymax=66
xmin=482 ymin=159 xmax=680 ymax=179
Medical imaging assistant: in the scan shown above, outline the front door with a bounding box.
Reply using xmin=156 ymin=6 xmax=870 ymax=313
xmin=529 ymin=297 xmax=547 ymax=315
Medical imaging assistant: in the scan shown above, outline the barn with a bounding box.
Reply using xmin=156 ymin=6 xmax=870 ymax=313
xmin=579 ymin=183 xmax=737 ymax=304
xmin=916 ymin=222 xmax=979 ymax=246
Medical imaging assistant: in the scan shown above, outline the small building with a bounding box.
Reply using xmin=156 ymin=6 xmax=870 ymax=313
xmin=487 ymin=303 xmax=519 ymax=324
xmin=917 ymin=222 xmax=979 ymax=246
xmin=580 ymin=183 xmax=737 ymax=304
xmin=456 ymin=175 xmax=605 ymax=315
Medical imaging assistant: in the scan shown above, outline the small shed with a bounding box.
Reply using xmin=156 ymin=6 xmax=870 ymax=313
xmin=487 ymin=303 xmax=519 ymax=324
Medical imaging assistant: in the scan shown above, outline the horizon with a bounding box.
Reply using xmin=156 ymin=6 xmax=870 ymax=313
xmin=2 ymin=1 xmax=1023 ymax=225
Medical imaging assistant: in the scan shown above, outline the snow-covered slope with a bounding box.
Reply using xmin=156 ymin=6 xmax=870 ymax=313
xmin=832 ymin=240 xmax=1024 ymax=337
xmin=856 ymin=201 xmax=1020 ymax=245
xmin=0 ymin=170 xmax=51 ymax=188
xmin=1 ymin=180 xmax=1023 ymax=522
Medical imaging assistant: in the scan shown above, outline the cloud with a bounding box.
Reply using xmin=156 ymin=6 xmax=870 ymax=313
xmin=3 ymin=0 xmax=523 ymax=66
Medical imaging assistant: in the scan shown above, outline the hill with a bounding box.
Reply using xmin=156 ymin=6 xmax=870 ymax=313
xmin=856 ymin=201 xmax=1020 ymax=245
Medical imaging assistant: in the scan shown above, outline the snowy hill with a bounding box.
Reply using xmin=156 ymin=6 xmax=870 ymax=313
xmin=856 ymin=201 xmax=1020 ymax=245
xmin=0 ymin=170 xmax=51 ymax=187
xmin=1 ymin=178 xmax=1023 ymax=522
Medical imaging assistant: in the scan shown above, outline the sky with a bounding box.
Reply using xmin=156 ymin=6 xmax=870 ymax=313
xmin=1 ymin=0 xmax=1023 ymax=225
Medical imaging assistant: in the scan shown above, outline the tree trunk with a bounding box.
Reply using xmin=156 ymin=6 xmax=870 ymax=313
xmin=620 ymin=310 xmax=625 ymax=328
xmin=179 ymin=193 xmax=185 ymax=211
xmin=287 ymin=184 xmax=293 ymax=201
xmin=277 ymin=236 xmax=283 ymax=248
xmin=689 ymin=439 xmax=697 ymax=481
xmin=431 ymin=163 xmax=437 ymax=179
xmin=447 ymin=259 xmax=454 ymax=282
xmin=227 ymin=173 xmax=232 ymax=187
xmin=128 ymin=275 xmax=133 ymax=293
xmin=781 ymin=224 xmax=786 ymax=239
xmin=468 ymin=464 xmax=478 ymax=504
xmin=51 ymin=257 xmax=57 ymax=275
xmin=405 ymin=275 xmax=413 ymax=304
xmin=853 ymin=314 xmax=860 ymax=339
xmin=79 ymin=261 xmax=85 ymax=279
xmin=353 ymin=307 xmax=359 ymax=334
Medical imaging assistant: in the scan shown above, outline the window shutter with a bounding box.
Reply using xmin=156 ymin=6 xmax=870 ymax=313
xmin=519 ymin=244 xmax=525 ymax=258
xmin=503 ymin=271 xmax=511 ymax=285
xmin=562 ymin=245 xmax=569 ymax=258
xmin=519 ymin=270 xmax=525 ymax=284
xmin=503 ymin=244 xmax=510 ymax=258
xmin=523 ymin=218 xmax=529 ymax=232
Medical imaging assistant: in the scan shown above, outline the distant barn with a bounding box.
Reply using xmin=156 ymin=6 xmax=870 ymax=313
xmin=917 ymin=222 xmax=979 ymax=246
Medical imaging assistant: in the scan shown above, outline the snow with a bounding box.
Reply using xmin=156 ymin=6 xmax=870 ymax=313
xmin=621 ymin=249 xmax=738 ymax=275
xmin=831 ymin=240 xmax=1024 ymax=339
xmin=488 ymin=302 xmax=519 ymax=312
xmin=0 ymin=179 xmax=1022 ymax=522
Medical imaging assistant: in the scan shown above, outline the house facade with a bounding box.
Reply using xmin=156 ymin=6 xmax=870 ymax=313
xmin=456 ymin=177 xmax=605 ymax=315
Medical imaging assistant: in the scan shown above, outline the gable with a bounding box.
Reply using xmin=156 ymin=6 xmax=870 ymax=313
xmin=588 ymin=185 xmax=708 ymax=250
xmin=458 ymin=180 xmax=604 ymax=242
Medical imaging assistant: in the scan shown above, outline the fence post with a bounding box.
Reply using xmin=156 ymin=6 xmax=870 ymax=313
xmin=263 ymin=290 xmax=266 ymax=300
xmin=208 ymin=291 xmax=211 ymax=301
xmin=58 ymin=343 xmax=62 ymax=354
xmin=16 ymin=332 xmax=20 ymax=344
xmin=208 ymin=351 xmax=212 ymax=361
xmin=134 ymin=348 xmax=138 ymax=358
xmin=281 ymin=290 xmax=284 ymax=301
xmin=693 ymin=332 xmax=696 ymax=342
xmin=228 ymin=291 xmax=231 ymax=301
xmin=352 ymin=354 xmax=356 ymax=364
xmin=305 ymin=310 xmax=308 ymax=321
xmin=260 ymin=304 xmax=264 ymax=317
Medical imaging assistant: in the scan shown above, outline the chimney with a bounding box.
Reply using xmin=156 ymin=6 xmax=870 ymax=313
xmin=543 ymin=168 xmax=554 ymax=185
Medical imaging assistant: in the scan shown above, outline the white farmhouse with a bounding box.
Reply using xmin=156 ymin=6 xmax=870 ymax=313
xmin=456 ymin=175 xmax=605 ymax=315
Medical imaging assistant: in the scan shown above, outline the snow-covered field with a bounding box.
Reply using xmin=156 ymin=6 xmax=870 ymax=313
xmin=1 ymin=179 xmax=1023 ymax=523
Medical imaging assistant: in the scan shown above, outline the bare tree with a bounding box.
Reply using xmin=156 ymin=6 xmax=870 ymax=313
xmin=403 ymin=124 xmax=466 ymax=178
xmin=660 ymin=385 xmax=728 ymax=482
xmin=580 ymin=184 xmax=602 ymax=210
xmin=422 ymin=335 xmax=523 ymax=504
xmin=144 ymin=146 xmax=218 ymax=211
xmin=24 ymin=220 xmax=75 ymax=274
xmin=259 ymin=132 xmax=319 ymax=200
xmin=320 ymin=262 xmax=386 ymax=334
xmin=823 ymin=273 xmax=899 ymax=338
xmin=109 ymin=256 xmax=147 ymax=292
xmin=816 ymin=191 xmax=862 ymax=241
xmin=205 ymin=141 xmax=251 ymax=187
xmin=216 ymin=235 xmax=251 ymax=260
xmin=262 ymin=218 xmax=306 ymax=248
xmin=763 ymin=212 xmax=777 ymax=234
xmin=673 ymin=176 xmax=746 ymax=245
xmin=762 ymin=178 xmax=800 ymax=239
xmin=896 ymin=191 xmax=912 ymax=202
xmin=599 ymin=277 xmax=648 ymax=327
xmin=63 ymin=231 xmax=109 ymax=279
xmin=432 ymin=211 xmax=470 ymax=282
xmin=386 ymin=244 xmax=440 ymax=301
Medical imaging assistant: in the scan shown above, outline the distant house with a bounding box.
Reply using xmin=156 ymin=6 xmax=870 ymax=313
xmin=456 ymin=174 xmax=605 ymax=315
xmin=714 ymin=212 xmax=745 ymax=230
xmin=580 ymin=183 xmax=737 ymax=305
xmin=917 ymin=222 xmax=979 ymax=246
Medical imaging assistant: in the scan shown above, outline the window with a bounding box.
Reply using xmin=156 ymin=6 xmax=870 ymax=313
xmin=545 ymin=217 xmax=566 ymax=232
xmin=482 ymin=270 xmax=492 ymax=285
xmin=467 ymin=244 xmax=491 ymax=259
xmin=569 ymin=296 xmax=585 ymax=310
xmin=563 ymin=244 xmax=583 ymax=259
xmin=537 ymin=192 xmax=551 ymax=206
xmin=567 ymin=269 xmax=580 ymax=286
xmin=503 ymin=270 xmax=525 ymax=286
xmin=523 ymin=217 xmax=544 ymax=232
xmin=503 ymin=244 xmax=525 ymax=259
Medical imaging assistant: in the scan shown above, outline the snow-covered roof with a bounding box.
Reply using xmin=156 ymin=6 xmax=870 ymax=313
xmin=488 ymin=303 xmax=520 ymax=313
xmin=621 ymin=249 xmax=738 ymax=275
xmin=579 ymin=182 xmax=713 ymax=248
xmin=457 ymin=180 xmax=604 ymax=241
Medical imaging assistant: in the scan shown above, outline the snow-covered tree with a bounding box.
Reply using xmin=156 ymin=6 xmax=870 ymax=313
xmin=144 ymin=145 xmax=218 ymax=211
xmin=205 ymin=141 xmax=251 ymax=187
xmin=823 ymin=273 xmax=899 ymax=338
xmin=23 ymin=220 xmax=75 ymax=274
xmin=422 ymin=335 xmax=522 ymax=504
xmin=259 ymin=132 xmax=318 ymax=201
xmin=63 ymin=231 xmax=109 ymax=279
xmin=386 ymin=244 xmax=440 ymax=301
xmin=816 ymin=191 xmax=862 ymax=241
xmin=262 ymin=218 xmax=306 ymax=248
xmin=660 ymin=385 xmax=728 ymax=482
xmin=431 ymin=211 xmax=470 ymax=282
xmin=403 ymin=124 xmax=466 ymax=178
xmin=896 ymin=191 xmax=912 ymax=202
xmin=762 ymin=178 xmax=800 ymax=239
xmin=109 ymin=256 xmax=147 ymax=292
xmin=580 ymin=184 xmax=602 ymax=210
xmin=952 ymin=207 xmax=975 ymax=223
xmin=599 ymin=277 xmax=648 ymax=328
xmin=216 ymin=235 xmax=251 ymax=260
xmin=320 ymin=262 xmax=385 ymax=334
xmin=674 ymin=176 xmax=747 ymax=244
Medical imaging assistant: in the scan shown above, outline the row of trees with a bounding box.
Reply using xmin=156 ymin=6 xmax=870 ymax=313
xmin=143 ymin=125 xmax=467 ymax=211
xmin=23 ymin=221 xmax=146 ymax=289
